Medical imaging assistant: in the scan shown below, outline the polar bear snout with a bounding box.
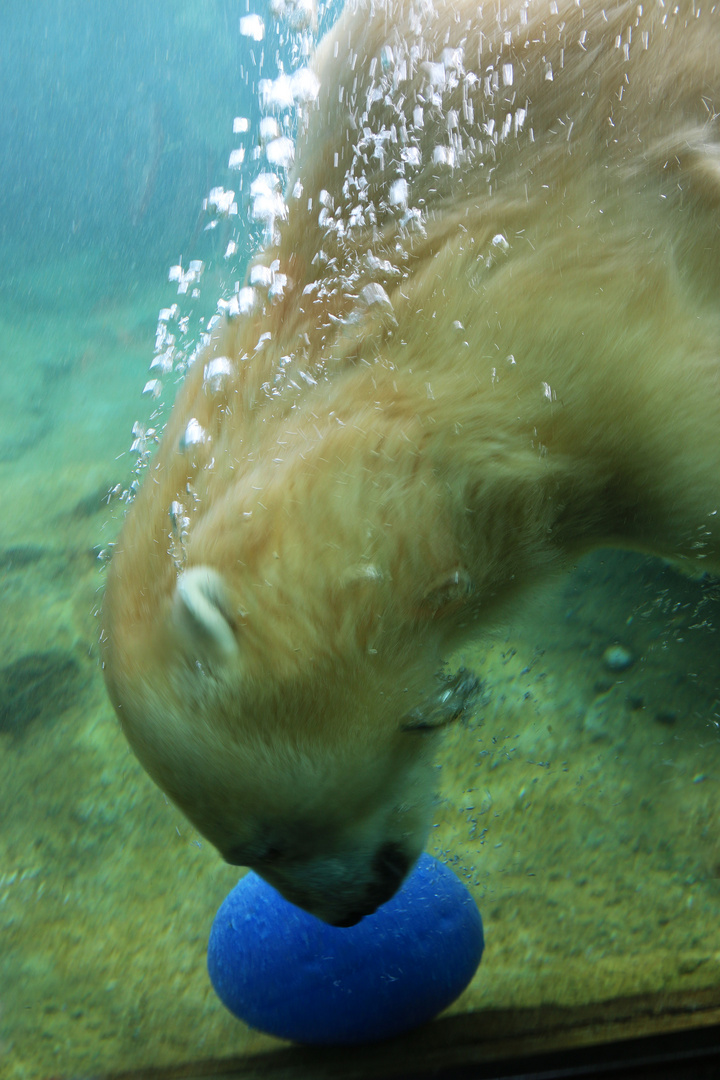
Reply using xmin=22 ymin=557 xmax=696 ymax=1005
xmin=223 ymin=824 xmax=423 ymax=926
xmin=260 ymin=842 xmax=414 ymax=926
xmin=373 ymin=841 xmax=412 ymax=896
xmin=329 ymin=842 xmax=412 ymax=926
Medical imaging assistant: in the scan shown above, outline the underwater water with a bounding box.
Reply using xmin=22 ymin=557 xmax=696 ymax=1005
xmin=1 ymin=1 xmax=720 ymax=1078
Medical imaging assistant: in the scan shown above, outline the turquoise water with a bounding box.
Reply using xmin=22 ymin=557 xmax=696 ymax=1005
xmin=2 ymin=2 xmax=720 ymax=1078
xmin=0 ymin=5 xmax=271 ymax=1073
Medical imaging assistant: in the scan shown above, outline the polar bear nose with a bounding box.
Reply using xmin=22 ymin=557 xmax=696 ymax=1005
xmin=329 ymin=843 xmax=412 ymax=927
xmin=330 ymin=911 xmax=366 ymax=928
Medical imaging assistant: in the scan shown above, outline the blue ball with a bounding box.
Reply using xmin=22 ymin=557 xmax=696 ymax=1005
xmin=207 ymin=853 xmax=483 ymax=1045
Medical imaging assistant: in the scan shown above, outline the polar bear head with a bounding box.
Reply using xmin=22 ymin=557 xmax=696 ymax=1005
xmin=105 ymin=562 xmax=478 ymax=925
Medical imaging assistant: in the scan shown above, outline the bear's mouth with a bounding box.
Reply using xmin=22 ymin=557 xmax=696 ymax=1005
xmin=327 ymin=841 xmax=412 ymax=926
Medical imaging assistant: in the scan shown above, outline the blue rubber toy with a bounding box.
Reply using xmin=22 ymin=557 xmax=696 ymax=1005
xmin=207 ymin=852 xmax=483 ymax=1045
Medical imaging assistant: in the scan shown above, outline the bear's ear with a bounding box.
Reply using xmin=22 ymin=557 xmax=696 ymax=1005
xmin=172 ymin=565 xmax=240 ymax=666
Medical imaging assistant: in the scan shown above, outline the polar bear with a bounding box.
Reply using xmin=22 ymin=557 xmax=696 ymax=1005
xmin=102 ymin=0 xmax=720 ymax=926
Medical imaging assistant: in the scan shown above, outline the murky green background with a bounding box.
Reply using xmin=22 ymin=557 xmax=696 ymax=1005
xmin=2 ymin=256 xmax=718 ymax=1074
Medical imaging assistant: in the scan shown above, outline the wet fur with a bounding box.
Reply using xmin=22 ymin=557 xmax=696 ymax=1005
xmin=102 ymin=0 xmax=720 ymax=924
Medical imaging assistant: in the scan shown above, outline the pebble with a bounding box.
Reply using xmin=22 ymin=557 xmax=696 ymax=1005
xmin=602 ymin=644 xmax=634 ymax=672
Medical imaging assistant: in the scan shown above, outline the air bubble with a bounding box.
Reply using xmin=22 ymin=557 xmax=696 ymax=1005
xmin=401 ymin=147 xmax=421 ymax=167
xmin=259 ymin=117 xmax=280 ymax=143
xmin=180 ymin=418 xmax=206 ymax=451
xmin=422 ymin=61 xmax=446 ymax=90
xmin=169 ymin=501 xmax=186 ymax=532
xmin=442 ymin=47 xmax=465 ymax=73
xmin=432 ymin=145 xmax=455 ymax=167
xmin=217 ymin=295 xmax=242 ymax=318
xmin=239 ymin=14 xmax=265 ymax=40
xmin=203 ymin=356 xmax=233 ymax=394
xmin=388 ymin=178 xmax=408 ymax=207
xmin=249 ymin=265 xmax=271 ymax=288
xmin=259 ymin=67 xmax=320 ymax=111
xmin=345 ymin=283 xmax=397 ymax=329
xmin=150 ymin=349 xmax=174 ymax=375
xmin=270 ymin=0 xmax=315 ymax=31
xmin=266 ymin=136 xmax=295 ymax=168
xmin=259 ymin=73 xmax=295 ymax=111
xmin=142 ymin=379 xmax=162 ymax=399
xmin=168 ymin=260 xmax=204 ymax=296
xmin=290 ymin=67 xmax=320 ymax=104
xmin=206 ymin=187 xmax=237 ymax=217
xmin=130 ymin=422 xmax=154 ymax=457
xmin=249 ymin=173 xmax=288 ymax=240
xmin=268 ymin=273 xmax=288 ymax=302
xmin=237 ymin=287 xmax=258 ymax=314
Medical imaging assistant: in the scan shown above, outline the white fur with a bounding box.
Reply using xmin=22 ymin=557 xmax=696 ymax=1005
xmin=102 ymin=0 xmax=720 ymax=925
